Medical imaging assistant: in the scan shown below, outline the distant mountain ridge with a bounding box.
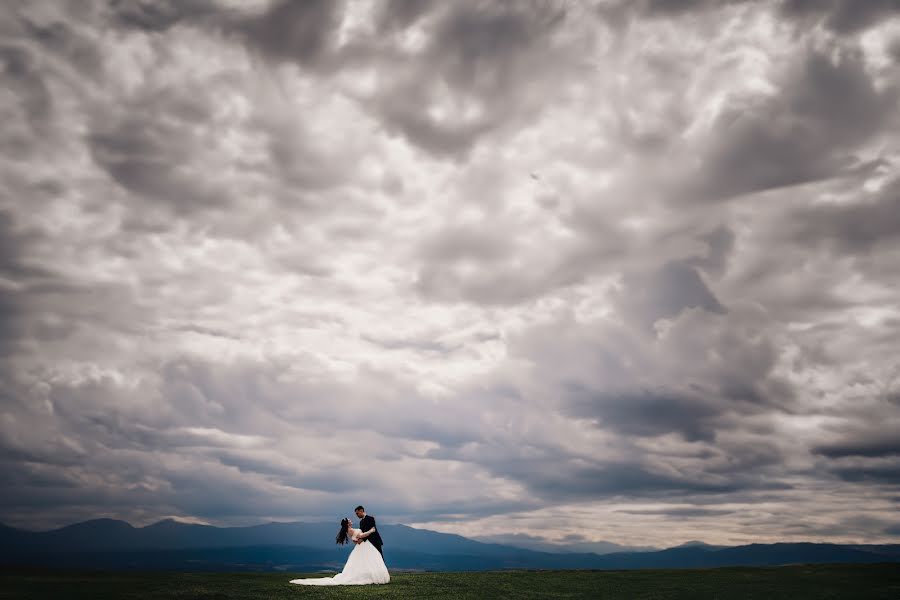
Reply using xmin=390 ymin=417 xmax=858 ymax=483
xmin=1 ymin=518 xmax=898 ymax=572
xmin=471 ymin=532 xmax=658 ymax=554
xmin=673 ymin=540 xmax=727 ymax=550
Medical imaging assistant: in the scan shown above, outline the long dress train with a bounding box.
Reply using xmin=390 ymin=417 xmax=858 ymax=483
xmin=289 ymin=530 xmax=389 ymax=586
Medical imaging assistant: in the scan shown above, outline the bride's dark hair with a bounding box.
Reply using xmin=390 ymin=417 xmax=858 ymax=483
xmin=335 ymin=518 xmax=350 ymax=545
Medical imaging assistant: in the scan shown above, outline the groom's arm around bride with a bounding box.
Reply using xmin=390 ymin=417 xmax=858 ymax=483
xmin=355 ymin=505 xmax=384 ymax=557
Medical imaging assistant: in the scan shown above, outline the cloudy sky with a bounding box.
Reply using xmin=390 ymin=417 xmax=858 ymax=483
xmin=1 ymin=0 xmax=899 ymax=548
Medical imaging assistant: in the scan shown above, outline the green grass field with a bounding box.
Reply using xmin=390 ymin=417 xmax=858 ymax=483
xmin=2 ymin=564 xmax=900 ymax=600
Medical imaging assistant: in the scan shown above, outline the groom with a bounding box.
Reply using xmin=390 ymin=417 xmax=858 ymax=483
xmin=354 ymin=505 xmax=384 ymax=557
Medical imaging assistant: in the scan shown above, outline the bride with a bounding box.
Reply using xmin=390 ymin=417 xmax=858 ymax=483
xmin=289 ymin=518 xmax=390 ymax=586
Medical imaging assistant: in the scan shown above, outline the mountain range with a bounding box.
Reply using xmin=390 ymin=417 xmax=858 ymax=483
xmin=1 ymin=518 xmax=898 ymax=572
xmin=470 ymin=532 xmax=658 ymax=554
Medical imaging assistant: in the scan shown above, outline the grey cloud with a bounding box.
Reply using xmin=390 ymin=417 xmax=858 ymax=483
xmin=641 ymin=0 xmax=709 ymax=15
xmin=104 ymin=0 xmax=345 ymax=74
xmin=172 ymin=324 xmax=242 ymax=341
xmin=0 ymin=460 xmax=82 ymax=492
xmin=420 ymin=224 xmax=514 ymax=263
xmin=81 ymin=5 xmax=355 ymax=221
xmin=829 ymin=461 xmax=900 ymax=485
xmin=204 ymin=459 xmax=395 ymax=517
xmin=359 ymin=1 xmax=569 ymax=157
xmin=785 ymin=176 xmax=900 ymax=254
xmin=823 ymin=1 xmax=899 ymax=33
xmin=426 ymin=3 xmax=562 ymax=97
xmin=495 ymin=455 xmax=773 ymax=500
xmin=0 ymin=462 xmax=101 ymax=512
xmin=702 ymin=435 xmax=786 ymax=475
xmin=2 ymin=358 xmax=292 ymax=503
xmin=595 ymin=0 xmax=760 ymax=30
xmin=780 ymin=0 xmax=900 ymax=35
xmin=0 ymin=209 xmax=56 ymax=283
xmin=0 ymin=43 xmax=53 ymax=138
xmin=104 ymin=0 xmax=345 ymax=75
xmin=404 ymin=496 xmax=545 ymax=523
xmin=87 ymin=92 xmax=347 ymax=234
xmin=616 ymin=507 xmax=736 ymax=517
xmin=779 ymin=514 xmax=900 ymax=538
xmin=45 ymin=380 xmax=172 ymax=452
xmin=17 ymin=11 xmax=105 ymax=80
xmin=261 ymin=117 xmax=352 ymax=193
xmin=414 ymin=222 xmax=630 ymax=305
xmin=270 ymin=250 xmax=334 ymax=278
xmin=87 ymin=111 xmax=227 ymax=214
xmin=685 ymin=225 xmax=736 ymax=279
xmin=24 ymin=278 xmax=146 ymax=342
xmin=377 ymin=0 xmax=434 ymax=32
xmin=0 ymin=349 xmax=520 ymax=526
xmin=563 ymin=379 xmax=792 ymax=447
xmin=361 ymin=329 xmax=499 ymax=355
xmin=0 ymin=288 xmax=26 ymax=361
xmin=362 ymin=334 xmax=455 ymax=354
xmin=157 ymin=355 xmax=481 ymax=452
xmin=0 ymin=434 xmax=86 ymax=471
xmin=812 ymin=375 xmax=900 ymax=460
xmin=890 ymin=36 xmax=900 ymax=62
xmin=423 ymin=413 xmax=794 ymax=504
xmin=380 ymin=416 xmax=481 ymax=450
xmin=496 ymin=290 xmax=797 ymax=500
xmin=814 ymin=432 xmax=900 ymax=458
xmin=212 ymin=451 xmax=296 ymax=479
xmin=375 ymin=90 xmax=492 ymax=158
xmin=724 ymin=253 xmax=857 ymax=326
xmin=0 ymin=210 xmax=74 ymax=361
xmin=107 ymin=0 xmax=222 ymax=32
xmin=234 ymin=0 xmax=342 ymax=67
xmin=565 ymin=385 xmax=723 ymax=442
xmin=414 ymin=259 xmax=582 ymax=305
xmin=0 ymin=355 xmax=364 ymax=522
xmin=686 ymin=46 xmax=898 ymax=201
xmin=614 ymin=260 xmax=726 ymax=333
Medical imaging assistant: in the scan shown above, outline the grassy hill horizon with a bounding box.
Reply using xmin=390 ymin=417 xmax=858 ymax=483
xmin=3 ymin=564 xmax=900 ymax=600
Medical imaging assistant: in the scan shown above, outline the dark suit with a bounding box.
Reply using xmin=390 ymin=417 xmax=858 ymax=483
xmin=359 ymin=514 xmax=383 ymax=556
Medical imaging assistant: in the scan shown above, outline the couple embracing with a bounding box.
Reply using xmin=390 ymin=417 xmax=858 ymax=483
xmin=290 ymin=505 xmax=389 ymax=586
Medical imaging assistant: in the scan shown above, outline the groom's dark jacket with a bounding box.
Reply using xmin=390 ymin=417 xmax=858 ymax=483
xmin=359 ymin=515 xmax=383 ymax=550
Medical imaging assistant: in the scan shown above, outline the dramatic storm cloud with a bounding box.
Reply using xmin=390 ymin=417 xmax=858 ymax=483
xmin=1 ymin=0 xmax=899 ymax=547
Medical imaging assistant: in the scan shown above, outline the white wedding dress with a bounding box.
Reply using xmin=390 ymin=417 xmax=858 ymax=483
xmin=290 ymin=529 xmax=389 ymax=586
